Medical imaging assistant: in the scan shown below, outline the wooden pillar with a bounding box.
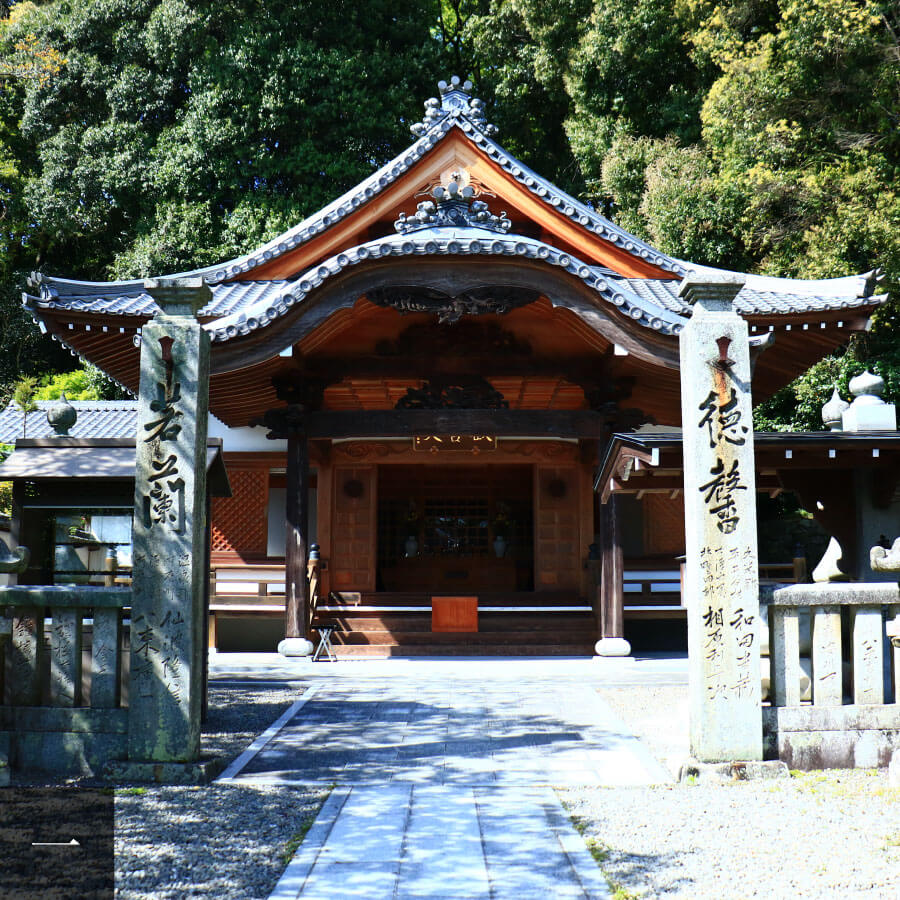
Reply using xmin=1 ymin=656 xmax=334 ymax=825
xmin=601 ymin=494 xmax=624 ymax=638
xmin=596 ymin=493 xmax=630 ymax=655
xmin=285 ymin=431 xmax=310 ymax=639
xmin=591 ymin=492 xmax=604 ymax=637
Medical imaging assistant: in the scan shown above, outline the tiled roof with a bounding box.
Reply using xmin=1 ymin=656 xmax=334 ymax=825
xmin=621 ymin=278 xmax=875 ymax=317
xmin=29 ymin=280 xmax=289 ymax=319
xmin=20 ymin=78 xmax=885 ymax=346
xmin=27 ymin=232 xmax=690 ymax=339
xmin=28 ymin=268 xmax=876 ymax=332
xmin=0 ymin=401 xmax=137 ymax=444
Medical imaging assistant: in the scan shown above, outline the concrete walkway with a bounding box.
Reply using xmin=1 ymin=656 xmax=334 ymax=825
xmin=211 ymin=656 xmax=681 ymax=899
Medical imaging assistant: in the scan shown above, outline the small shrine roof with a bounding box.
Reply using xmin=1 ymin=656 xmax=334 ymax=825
xmin=0 ymin=437 xmax=231 ymax=497
xmin=0 ymin=401 xmax=138 ymax=444
xmin=596 ymin=427 xmax=900 ymax=499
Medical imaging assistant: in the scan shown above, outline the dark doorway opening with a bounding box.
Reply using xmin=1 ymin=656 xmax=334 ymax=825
xmin=376 ymin=464 xmax=534 ymax=592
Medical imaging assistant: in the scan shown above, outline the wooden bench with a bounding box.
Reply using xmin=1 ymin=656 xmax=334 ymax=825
xmin=621 ymin=562 xmax=683 ymax=618
xmin=622 ymin=558 xmax=807 ymax=619
xmin=208 ymin=563 xmax=287 ymax=650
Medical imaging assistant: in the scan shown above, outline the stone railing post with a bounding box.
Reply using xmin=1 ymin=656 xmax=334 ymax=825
xmin=770 ymin=606 xmax=801 ymax=707
xmin=9 ymin=611 xmax=43 ymax=705
xmin=49 ymin=608 xmax=83 ymax=706
xmin=811 ymin=605 xmax=843 ymax=706
xmin=852 ymin=605 xmax=884 ymax=704
xmin=888 ymin=609 xmax=900 ymax=702
xmin=128 ymin=277 xmax=210 ymax=764
xmin=679 ymin=272 xmax=763 ymax=762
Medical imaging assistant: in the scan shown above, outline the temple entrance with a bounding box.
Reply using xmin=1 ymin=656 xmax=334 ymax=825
xmin=376 ymin=464 xmax=534 ymax=593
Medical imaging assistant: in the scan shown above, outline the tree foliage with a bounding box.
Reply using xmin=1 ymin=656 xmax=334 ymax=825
xmin=11 ymin=373 xmax=36 ymax=435
xmin=0 ymin=0 xmax=445 ymax=396
xmin=34 ymin=364 xmax=122 ymax=401
xmin=466 ymin=0 xmax=900 ymax=427
xmin=0 ymin=0 xmax=898 ymax=430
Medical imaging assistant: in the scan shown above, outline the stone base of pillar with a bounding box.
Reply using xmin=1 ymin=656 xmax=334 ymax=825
xmin=889 ymin=752 xmax=900 ymax=788
xmin=104 ymin=758 xmax=224 ymax=784
xmin=278 ymin=637 xmax=314 ymax=657
xmin=594 ymin=637 xmax=632 ymax=657
xmin=678 ymin=758 xmax=789 ymax=784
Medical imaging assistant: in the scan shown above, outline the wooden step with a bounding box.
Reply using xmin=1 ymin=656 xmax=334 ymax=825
xmin=330 ymin=644 xmax=595 ymax=658
xmin=329 ymin=629 xmax=593 ymax=646
xmin=326 ymin=591 xmax=586 ymax=609
xmin=315 ymin=612 xmax=594 ymax=629
xmin=312 ymin=591 xmax=597 ymax=657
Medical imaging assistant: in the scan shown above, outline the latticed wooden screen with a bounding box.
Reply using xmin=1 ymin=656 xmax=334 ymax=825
xmin=642 ymin=493 xmax=686 ymax=556
xmin=211 ymin=468 xmax=269 ymax=554
xmin=535 ymin=465 xmax=579 ymax=590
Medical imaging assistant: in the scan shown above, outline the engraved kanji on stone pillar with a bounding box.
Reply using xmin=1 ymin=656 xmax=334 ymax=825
xmin=679 ymin=272 xmax=763 ymax=762
xmin=128 ymin=277 xmax=210 ymax=763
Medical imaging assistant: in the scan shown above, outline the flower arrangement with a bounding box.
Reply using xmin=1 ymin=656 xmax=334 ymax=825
xmin=491 ymin=503 xmax=513 ymax=537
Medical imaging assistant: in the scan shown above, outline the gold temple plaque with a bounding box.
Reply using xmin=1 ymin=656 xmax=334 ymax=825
xmin=413 ymin=435 xmax=497 ymax=453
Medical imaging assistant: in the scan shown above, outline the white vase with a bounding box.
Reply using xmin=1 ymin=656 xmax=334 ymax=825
xmin=493 ymin=536 xmax=507 ymax=558
xmin=405 ymin=536 xmax=418 ymax=558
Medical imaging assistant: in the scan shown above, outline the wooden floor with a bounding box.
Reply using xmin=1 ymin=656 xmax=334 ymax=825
xmin=312 ymin=591 xmax=596 ymax=657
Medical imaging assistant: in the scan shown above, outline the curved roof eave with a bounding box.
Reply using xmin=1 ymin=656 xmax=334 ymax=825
xmin=202 ymin=227 xmax=688 ymax=344
xmin=680 ymin=262 xmax=881 ymax=300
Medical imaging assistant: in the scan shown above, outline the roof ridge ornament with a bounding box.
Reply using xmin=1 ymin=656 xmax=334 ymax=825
xmin=394 ymin=180 xmax=511 ymax=234
xmin=410 ymin=75 xmax=498 ymax=138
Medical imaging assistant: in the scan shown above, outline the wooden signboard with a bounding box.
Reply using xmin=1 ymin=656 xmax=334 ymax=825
xmin=431 ymin=596 xmax=479 ymax=632
xmin=413 ymin=435 xmax=497 ymax=453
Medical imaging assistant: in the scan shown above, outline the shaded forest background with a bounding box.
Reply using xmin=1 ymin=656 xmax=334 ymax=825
xmin=0 ymin=0 xmax=898 ymax=429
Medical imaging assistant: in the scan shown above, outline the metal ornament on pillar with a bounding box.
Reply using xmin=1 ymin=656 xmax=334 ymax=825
xmin=679 ymin=273 xmax=763 ymax=763
xmin=128 ymin=277 xmax=211 ymax=763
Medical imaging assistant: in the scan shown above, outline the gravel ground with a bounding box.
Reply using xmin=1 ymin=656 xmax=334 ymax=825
xmin=115 ymin=683 xmax=328 ymax=900
xmin=559 ymin=683 xmax=900 ymax=899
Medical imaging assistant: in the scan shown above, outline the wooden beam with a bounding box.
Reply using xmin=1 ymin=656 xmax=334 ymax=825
xmin=292 ymin=355 xmax=608 ymax=381
xmin=607 ymin=474 xmax=782 ymax=494
xmin=292 ymin=409 xmax=608 ymax=439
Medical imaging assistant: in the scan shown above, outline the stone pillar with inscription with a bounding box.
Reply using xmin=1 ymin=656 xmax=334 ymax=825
xmin=679 ymin=272 xmax=763 ymax=763
xmin=128 ymin=278 xmax=210 ymax=763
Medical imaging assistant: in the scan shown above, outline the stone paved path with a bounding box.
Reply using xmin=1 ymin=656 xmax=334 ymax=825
xmin=229 ymin=675 xmax=669 ymax=787
xmin=214 ymin=659 xmax=675 ymax=899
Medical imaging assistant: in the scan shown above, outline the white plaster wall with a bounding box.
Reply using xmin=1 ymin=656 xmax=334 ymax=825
xmin=266 ymin=485 xmax=317 ymax=557
xmin=207 ymin=414 xmax=288 ymax=453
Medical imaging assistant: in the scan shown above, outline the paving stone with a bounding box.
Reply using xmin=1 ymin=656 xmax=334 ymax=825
xmin=295 ymin=861 xmax=400 ymax=899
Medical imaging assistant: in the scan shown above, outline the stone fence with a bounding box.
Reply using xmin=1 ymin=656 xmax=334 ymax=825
xmin=762 ymin=582 xmax=900 ymax=768
xmin=0 ymin=585 xmax=131 ymax=777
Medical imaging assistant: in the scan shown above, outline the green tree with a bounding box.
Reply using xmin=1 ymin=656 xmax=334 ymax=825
xmin=34 ymin=364 xmax=122 ymax=401
xmin=0 ymin=0 xmax=448 ymax=398
xmin=12 ymin=373 xmax=36 ymax=436
xmin=1 ymin=0 xmax=898 ymax=436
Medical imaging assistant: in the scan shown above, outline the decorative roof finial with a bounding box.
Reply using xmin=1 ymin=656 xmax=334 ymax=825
xmin=410 ymin=75 xmax=498 ymax=138
xmin=47 ymin=392 xmax=77 ymax=436
xmin=821 ymin=387 xmax=848 ymax=432
xmin=394 ymin=179 xmax=511 ymax=234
